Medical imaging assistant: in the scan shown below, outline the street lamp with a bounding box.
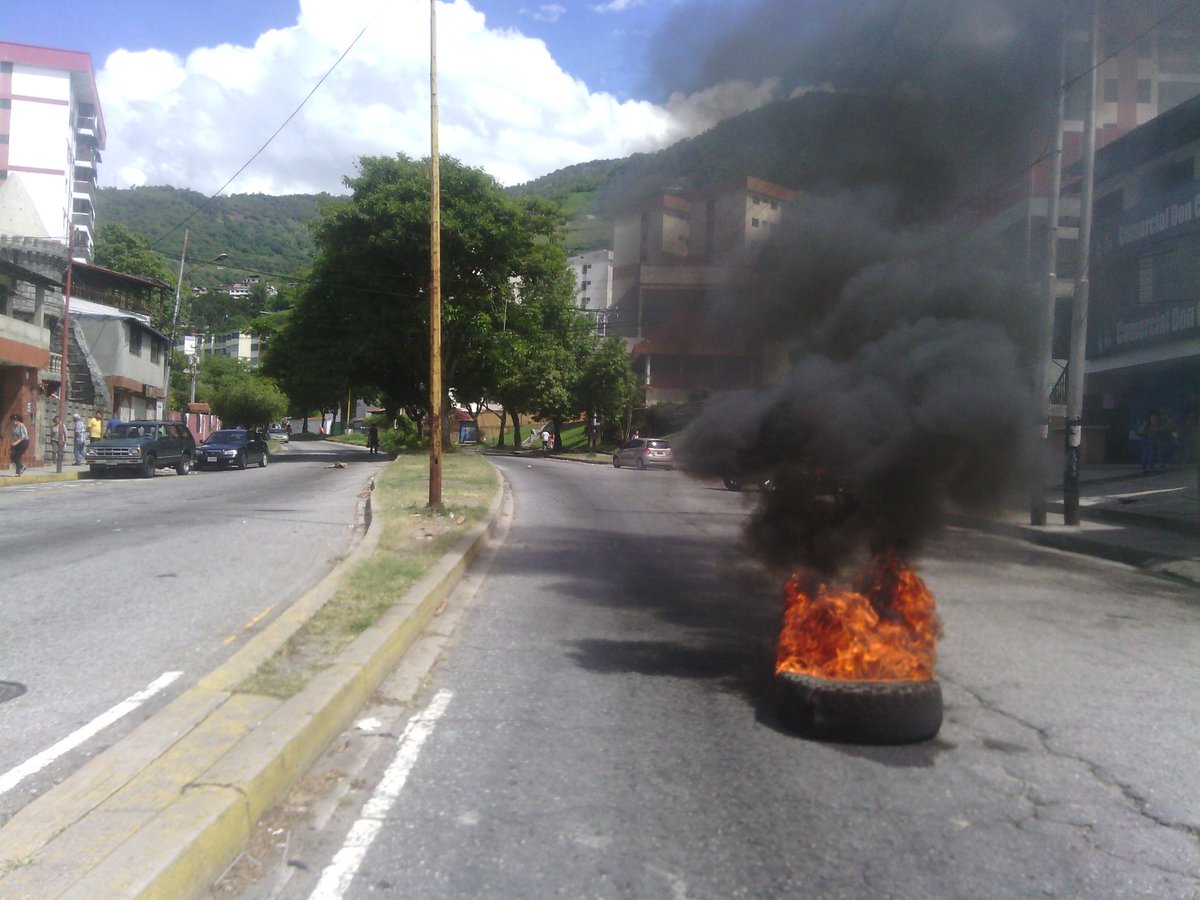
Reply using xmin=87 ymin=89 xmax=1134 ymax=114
xmin=164 ymin=229 xmax=227 ymax=416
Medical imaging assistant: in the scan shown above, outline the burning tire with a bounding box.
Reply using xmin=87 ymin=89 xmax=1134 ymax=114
xmin=772 ymin=672 xmax=942 ymax=745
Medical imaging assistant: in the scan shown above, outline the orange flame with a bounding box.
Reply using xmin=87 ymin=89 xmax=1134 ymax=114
xmin=775 ymin=553 xmax=941 ymax=681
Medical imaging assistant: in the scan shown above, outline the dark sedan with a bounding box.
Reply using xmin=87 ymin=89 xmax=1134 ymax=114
xmin=196 ymin=429 xmax=269 ymax=470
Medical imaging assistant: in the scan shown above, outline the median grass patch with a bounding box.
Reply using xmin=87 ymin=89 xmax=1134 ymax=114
xmin=238 ymin=449 xmax=498 ymax=698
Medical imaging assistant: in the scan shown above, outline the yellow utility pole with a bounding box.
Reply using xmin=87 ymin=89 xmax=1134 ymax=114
xmin=428 ymin=0 xmax=443 ymax=509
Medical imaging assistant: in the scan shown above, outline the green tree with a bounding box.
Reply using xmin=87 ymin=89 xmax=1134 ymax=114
xmin=209 ymin=376 xmax=289 ymax=428
xmin=576 ymin=335 xmax=637 ymax=448
xmin=275 ymin=154 xmax=576 ymax=441
xmin=93 ymin=223 xmax=175 ymax=283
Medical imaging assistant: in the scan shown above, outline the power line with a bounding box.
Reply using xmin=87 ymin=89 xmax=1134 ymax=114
xmin=949 ymin=0 xmax=1200 ymax=220
xmin=148 ymin=13 xmax=378 ymax=253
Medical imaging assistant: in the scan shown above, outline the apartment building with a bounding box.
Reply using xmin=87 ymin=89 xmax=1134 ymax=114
xmin=191 ymin=331 xmax=264 ymax=367
xmin=609 ymin=176 xmax=797 ymax=405
xmin=0 ymin=42 xmax=104 ymax=262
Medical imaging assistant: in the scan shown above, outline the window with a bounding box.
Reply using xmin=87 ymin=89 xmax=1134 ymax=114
xmin=150 ymin=340 xmax=161 ymax=364
xmin=129 ymin=326 xmax=143 ymax=356
xmin=1103 ymin=79 xmax=1118 ymax=103
xmin=1138 ymin=257 xmax=1154 ymax=305
xmin=1137 ymin=79 xmax=1152 ymax=103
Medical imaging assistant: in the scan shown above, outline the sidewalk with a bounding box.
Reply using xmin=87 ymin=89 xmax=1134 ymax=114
xmin=956 ymin=463 xmax=1200 ymax=588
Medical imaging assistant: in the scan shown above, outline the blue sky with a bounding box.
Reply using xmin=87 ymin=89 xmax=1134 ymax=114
xmin=8 ymin=0 xmax=681 ymax=103
xmin=4 ymin=0 xmax=776 ymax=194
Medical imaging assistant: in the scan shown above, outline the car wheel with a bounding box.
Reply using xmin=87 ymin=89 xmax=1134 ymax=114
xmin=141 ymin=454 xmax=156 ymax=478
xmin=612 ymin=456 xmax=621 ymax=468
xmin=237 ymin=452 xmax=247 ymax=470
xmin=723 ymin=477 xmax=743 ymax=491
xmin=176 ymin=453 xmax=191 ymax=476
xmin=258 ymin=450 xmax=268 ymax=468
xmin=635 ymin=457 xmax=645 ymax=470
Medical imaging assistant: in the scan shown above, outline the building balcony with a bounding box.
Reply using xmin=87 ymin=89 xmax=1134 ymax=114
xmin=72 ymin=184 xmax=96 ymax=206
xmin=0 ymin=316 xmax=52 ymax=368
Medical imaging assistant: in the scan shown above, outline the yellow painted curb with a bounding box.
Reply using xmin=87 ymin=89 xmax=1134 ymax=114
xmin=0 ymin=463 xmax=506 ymax=898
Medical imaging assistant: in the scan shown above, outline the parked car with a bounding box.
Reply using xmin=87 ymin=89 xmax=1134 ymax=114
xmin=86 ymin=420 xmax=196 ymax=478
xmin=268 ymin=425 xmax=289 ymax=443
xmin=196 ymin=429 xmax=270 ymax=470
xmin=612 ymin=437 xmax=674 ymax=470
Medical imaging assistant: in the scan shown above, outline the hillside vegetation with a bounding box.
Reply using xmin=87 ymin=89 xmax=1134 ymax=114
xmin=96 ymin=92 xmax=917 ymax=273
xmin=95 ymin=186 xmax=329 ymax=288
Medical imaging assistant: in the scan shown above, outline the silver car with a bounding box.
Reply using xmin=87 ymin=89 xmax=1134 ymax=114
xmin=612 ymin=437 xmax=674 ymax=470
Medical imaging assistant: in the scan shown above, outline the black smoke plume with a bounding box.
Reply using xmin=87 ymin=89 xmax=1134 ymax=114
xmin=667 ymin=1 xmax=1058 ymax=574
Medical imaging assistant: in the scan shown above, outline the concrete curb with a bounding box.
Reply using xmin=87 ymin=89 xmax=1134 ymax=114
xmin=0 ymin=466 xmax=506 ymax=898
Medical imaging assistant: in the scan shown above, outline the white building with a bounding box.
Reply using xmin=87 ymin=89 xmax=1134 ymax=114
xmin=0 ymin=42 xmax=104 ymax=262
xmin=568 ymin=249 xmax=613 ymax=312
xmin=190 ymin=331 xmax=264 ymax=367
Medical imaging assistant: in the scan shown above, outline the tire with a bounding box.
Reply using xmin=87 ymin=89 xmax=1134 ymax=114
xmin=772 ymin=672 xmax=943 ymax=745
xmin=141 ymin=454 xmax=156 ymax=478
xmin=612 ymin=456 xmax=621 ymax=468
xmin=635 ymin=457 xmax=645 ymax=470
xmin=237 ymin=452 xmax=247 ymax=470
xmin=176 ymin=453 xmax=191 ymax=476
xmin=723 ymin=477 xmax=743 ymax=491
xmin=258 ymin=450 xmax=268 ymax=468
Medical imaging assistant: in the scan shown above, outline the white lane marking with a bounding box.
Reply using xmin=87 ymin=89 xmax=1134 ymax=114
xmin=310 ymin=689 xmax=454 ymax=899
xmin=0 ymin=670 xmax=183 ymax=796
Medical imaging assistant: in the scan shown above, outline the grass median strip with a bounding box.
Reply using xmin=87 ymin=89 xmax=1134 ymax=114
xmin=237 ymin=450 xmax=497 ymax=698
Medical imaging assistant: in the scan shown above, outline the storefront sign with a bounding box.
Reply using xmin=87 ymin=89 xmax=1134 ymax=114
xmin=1094 ymin=300 xmax=1200 ymax=356
xmin=1096 ymin=183 xmax=1200 ymax=260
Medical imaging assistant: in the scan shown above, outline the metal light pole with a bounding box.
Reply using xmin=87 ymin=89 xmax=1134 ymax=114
xmin=57 ymin=232 xmax=74 ymax=473
xmin=1064 ymin=3 xmax=1099 ymax=526
xmin=1031 ymin=25 xmax=1067 ymax=526
xmin=163 ymin=231 xmax=227 ymax=417
xmin=428 ymin=0 xmax=443 ymax=509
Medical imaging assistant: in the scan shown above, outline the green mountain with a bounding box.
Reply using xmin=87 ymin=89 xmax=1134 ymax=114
xmin=95 ymin=186 xmax=329 ymax=289
xmin=97 ymin=92 xmax=922 ymax=271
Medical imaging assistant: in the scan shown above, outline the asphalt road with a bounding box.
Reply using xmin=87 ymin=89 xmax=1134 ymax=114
xmin=248 ymin=455 xmax=1199 ymax=899
xmin=0 ymin=441 xmax=388 ymax=826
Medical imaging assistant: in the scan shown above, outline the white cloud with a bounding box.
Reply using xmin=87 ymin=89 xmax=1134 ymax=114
xmin=94 ymin=0 xmax=717 ymax=196
xmin=590 ymin=0 xmax=645 ymax=12
xmin=522 ymin=4 xmax=567 ymax=23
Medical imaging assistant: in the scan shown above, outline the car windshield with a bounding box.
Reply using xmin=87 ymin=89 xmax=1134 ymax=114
xmin=107 ymin=424 xmax=149 ymax=439
xmin=206 ymin=431 xmax=246 ymax=445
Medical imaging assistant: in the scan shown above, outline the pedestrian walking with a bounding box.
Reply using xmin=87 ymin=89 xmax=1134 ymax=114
xmin=50 ymin=414 xmax=67 ymax=466
xmin=540 ymin=428 xmax=551 ymax=451
xmin=367 ymin=424 xmax=380 ymax=455
xmin=72 ymin=414 xmax=86 ymax=465
xmin=107 ymin=413 xmax=122 ymax=433
xmin=87 ymin=410 xmax=104 ymax=444
xmin=9 ymin=413 xmax=30 ymax=475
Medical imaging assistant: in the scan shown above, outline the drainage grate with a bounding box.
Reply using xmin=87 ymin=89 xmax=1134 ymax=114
xmin=0 ymin=681 xmax=27 ymax=704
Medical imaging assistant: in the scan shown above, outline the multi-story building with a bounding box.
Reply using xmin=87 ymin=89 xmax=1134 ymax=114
xmin=1085 ymin=92 xmax=1200 ymax=464
xmin=568 ymin=249 xmax=614 ymax=322
xmin=190 ymin=331 xmax=264 ymax=367
xmin=609 ymin=176 xmax=796 ymax=405
xmin=0 ymin=42 xmax=105 ymax=262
